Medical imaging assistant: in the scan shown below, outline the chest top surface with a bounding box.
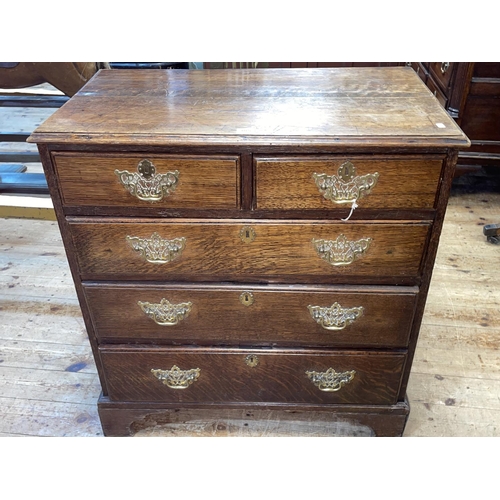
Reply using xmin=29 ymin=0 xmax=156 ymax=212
xmin=28 ymin=67 xmax=469 ymax=148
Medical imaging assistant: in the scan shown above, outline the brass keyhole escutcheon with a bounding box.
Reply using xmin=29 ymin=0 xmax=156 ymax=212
xmin=338 ymin=161 xmax=356 ymax=182
xmin=245 ymin=354 xmax=259 ymax=368
xmin=137 ymin=159 xmax=156 ymax=179
xmin=240 ymin=226 xmax=256 ymax=244
xmin=240 ymin=291 xmax=254 ymax=307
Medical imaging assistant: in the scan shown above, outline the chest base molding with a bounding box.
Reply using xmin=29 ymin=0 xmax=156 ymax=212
xmin=97 ymin=394 xmax=410 ymax=437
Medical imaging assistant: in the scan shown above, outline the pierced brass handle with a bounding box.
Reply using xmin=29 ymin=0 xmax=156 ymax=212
xmin=308 ymin=302 xmax=364 ymax=330
xmin=312 ymin=161 xmax=379 ymax=205
xmin=312 ymin=234 xmax=371 ymax=266
xmin=151 ymin=365 xmax=200 ymax=389
xmin=306 ymin=367 xmax=356 ymax=392
xmin=440 ymin=62 xmax=450 ymax=75
xmin=138 ymin=298 xmax=192 ymax=325
xmin=115 ymin=159 xmax=179 ymax=202
xmin=126 ymin=232 xmax=186 ymax=264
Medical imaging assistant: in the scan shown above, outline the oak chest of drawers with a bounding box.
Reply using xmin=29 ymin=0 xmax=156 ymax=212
xmin=29 ymin=67 xmax=469 ymax=436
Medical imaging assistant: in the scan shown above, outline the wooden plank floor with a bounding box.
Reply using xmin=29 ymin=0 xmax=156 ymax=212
xmin=1 ymin=171 xmax=499 ymax=436
xmin=405 ymin=174 xmax=500 ymax=437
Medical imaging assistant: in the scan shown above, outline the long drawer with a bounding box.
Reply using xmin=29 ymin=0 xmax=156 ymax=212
xmin=84 ymin=283 xmax=418 ymax=347
xmin=53 ymin=153 xmax=241 ymax=209
xmin=255 ymin=155 xmax=444 ymax=210
xmin=70 ymin=219 xmax=430 ymax=283
xmin=99 ymin=347 xmax=407 ymax=405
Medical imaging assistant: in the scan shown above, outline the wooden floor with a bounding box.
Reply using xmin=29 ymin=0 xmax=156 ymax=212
xmin=1 ymin=88 xmax=499 ymax=436
xmin=0 ymin=171 xmax=499 ymax=437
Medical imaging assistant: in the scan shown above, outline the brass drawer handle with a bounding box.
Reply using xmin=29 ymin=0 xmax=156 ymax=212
xmin=312 ymin=161 xmax=379 ymax=205
xmin=138 ymin=298 xmax=192 ymax=325
xmin=115 ymin=159 xmax=179 ymax=202
xmin=306 ymin=367 xmax=356 ymax=392
xmin=126 ymin=232 xmax=186 ymax=264
xmin=308 ymin=302 xmax=364 ymax=330
xmin=312 ymin=234 xmax=371 ymax=266
xmin=151 ymin=365 xmax=200 ymax=389
xmin=440 ymin=62 xmax=450 ymax=75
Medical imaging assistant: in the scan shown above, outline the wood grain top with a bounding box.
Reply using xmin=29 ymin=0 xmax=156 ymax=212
xmin=28 ymin=68 xmax=470 ymax=147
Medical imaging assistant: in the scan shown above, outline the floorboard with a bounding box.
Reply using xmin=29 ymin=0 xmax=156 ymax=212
xmin=0 ymin=172 xmax=499 ymax=437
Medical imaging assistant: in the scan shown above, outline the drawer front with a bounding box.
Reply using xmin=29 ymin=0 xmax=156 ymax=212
xmin=70 ymin=220 xmax=430 ymax=283
xmin=429 ymin=62 xmax=455 ymax=92
xmin=99 ymin=347 xmax=406 ymax=404
xmin=53 ymin=153 xmax=240 ymax=209
xmin=84 ymin=284 xmax=418 ymax=347
xmin=411 ymin=62 xmax=428 ymax=84
xmin=255 ymin=156 xmax=443 ymax=211
xmin=426 ymin=77 xmax=447 ymax=108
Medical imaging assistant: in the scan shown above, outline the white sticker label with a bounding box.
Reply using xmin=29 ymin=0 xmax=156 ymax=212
xmin=436 ymin=123 xmax=446 ymax=128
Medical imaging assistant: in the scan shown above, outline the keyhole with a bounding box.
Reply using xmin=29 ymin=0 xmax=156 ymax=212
xmin=338 ymin=161 xmax=356 ymax=182
xmin=239 ymin=291 xmax=254 ymax=306
xmin=245 ymin=354 xmax=259 ymax=367
xmin=137 ymin=159 xmax=156 ymax=179
xmin=240 ymin=226 xmax=255 ymax=243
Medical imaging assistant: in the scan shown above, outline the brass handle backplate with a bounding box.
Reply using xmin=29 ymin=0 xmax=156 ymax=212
xmin=115 ymin=159 xmax=179 ymax=202
xmin=126 ymin=232 xmax=186 ymax=264
xmin=308 ymin=302 xmax=364 ymax=330
xmin=306 ymin=367 xmax=356 ymax=392
xmin=312 ymin=161 xmax=379 ymax=205
xmin=151 ymin=365 xmax=200 ymax=389
xmin=312 ymin=234 xmax=371 ymax=266
xmin=138 ymin=298 xmax=192 ymax=325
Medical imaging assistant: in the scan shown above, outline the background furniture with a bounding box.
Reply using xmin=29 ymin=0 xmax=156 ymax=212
xmin=202 ymin=62 xmax=404 ymax=69
xmin=410 ymin=63 xmax=500 ymax=175
xmin=0 ymin=62 xmax=104 ymax=97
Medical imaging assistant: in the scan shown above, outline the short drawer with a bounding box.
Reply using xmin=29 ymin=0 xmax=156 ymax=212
xmin=99 ymin=347 xmax=406 ymax=405
xmin=254 ymin=155 xmax=443 ymax=211
xmin=70 ymin=219 xmax=431 ymax=284
xmin=84 ymin=283 xmax=418 ymax=347
xmin=411 ymin=62 xmax=428 ymax=84
xmin=429 ymin=62 xmax=455 ymax=92
xmin=426 ymin=77 xmax=448 ymax=108
xmin=52 ymin=153 xmax=240 ymax=209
